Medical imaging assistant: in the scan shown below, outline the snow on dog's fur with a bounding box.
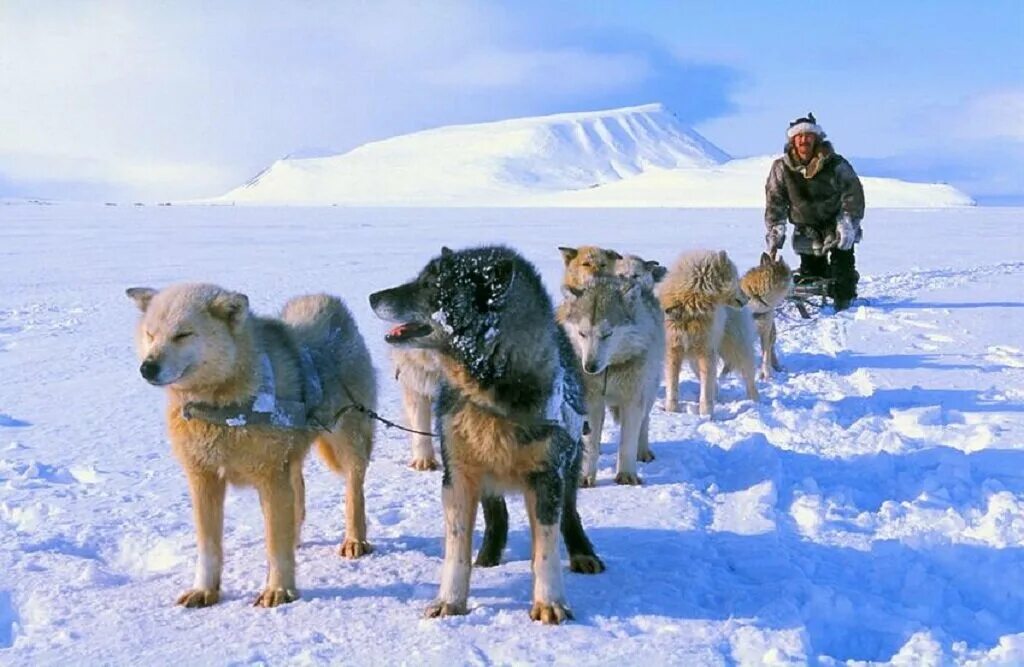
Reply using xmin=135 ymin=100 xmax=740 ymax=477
xmin=127 ymin=283 xmax=376 ymax=608
xmin=559 ymin=276 xmax=664 ymax=486
xmin=370 ymin=245 xmax=604 ymax=624
xmin=659 ymin=250 xmax=758 ymax=417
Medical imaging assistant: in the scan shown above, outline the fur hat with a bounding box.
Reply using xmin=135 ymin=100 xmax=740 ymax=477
xmin=786 ymin=112 xmax=826 ymax=140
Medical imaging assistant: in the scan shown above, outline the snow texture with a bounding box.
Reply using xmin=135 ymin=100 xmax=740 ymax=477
xmin=1 ymin=204 xmax=1023 ymax=665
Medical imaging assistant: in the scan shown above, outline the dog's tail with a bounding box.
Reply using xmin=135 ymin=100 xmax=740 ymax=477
xmin=281 ymin=294 xmax=378 ymax=426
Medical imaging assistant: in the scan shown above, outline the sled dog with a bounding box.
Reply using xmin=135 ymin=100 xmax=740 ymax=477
xmin=370 ymin=246 xmax=604 ymax=624
xmin=740 ymin=252 xmax=793 ymax=379
xmin=559 ymin=277 xmax=664 ymax=486
xmin=659 ymin=250 xmax=758 ymax=416
xmin=128 ymin=283 xmax=375 ymax=608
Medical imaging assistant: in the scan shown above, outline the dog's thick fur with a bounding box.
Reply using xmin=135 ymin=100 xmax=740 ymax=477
xmin=659 ymin=250 xmax=758 ymax=417
xmin=128 ymin=283 xmax=376 ymax=608
xmin=370 ymin=246 xmax=603 ymax=624
xmin=740 ymin=252 xmax=793 ymax=379
xmin=390 ymin=348 xmax=442 ymax=470
xmin=614 ymin=254 xmax=668 ymax=290
xmin=559 ymin=245 xmax=621 ymax=290
xmin=559 ymin=277 xmax=664 ymax=486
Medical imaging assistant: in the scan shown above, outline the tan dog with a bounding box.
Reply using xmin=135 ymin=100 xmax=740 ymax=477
xmin=559 ymin=245 xmax=621 ymax=290
xmin=740 ymin=252 xmax=793 ymax=379
xmin=391 ymin=348 xmax=442 ymax=470
xmin=659 ymin=250 xmax=757 ymax=417
xmin=127 ymin=283 xmax=376 ymax=608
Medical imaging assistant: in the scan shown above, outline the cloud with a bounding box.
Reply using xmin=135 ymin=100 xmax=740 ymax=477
xmin=960 ymin=90 xmax=1024 ymax=141
xmin=0 ymin=2 xmax=743 ymax=200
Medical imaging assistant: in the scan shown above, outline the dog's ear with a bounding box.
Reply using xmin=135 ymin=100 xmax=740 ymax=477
xmin=646 ymin=262 xmax=668 ymax=284
xmin=760 ymin=252 xmax=773 ymax=266
xmin=441 ymin=246 xmax=454 ymax=257
xmin=558 ymin=246 xmax=578 ymax=266
xmin=606 ymin=248 xmax=623 ymax=261
xmin=126 ymin=287 xmax=157 ymax=312
xmin=718 ymin=250 xmax=729 ymax=264
xmin=208 ymin=290 xmax=249 ymax=329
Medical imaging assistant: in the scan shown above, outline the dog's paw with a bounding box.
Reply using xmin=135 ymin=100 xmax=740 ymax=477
xmin=529 ymin=601 xmax=574 ymax=625
xmin=176 ymin=588 xmax=219 ymax=608
xmin=424 ymin=600 xmax=468 ymax=618
xmin=252 ymin=587 xmax=299 ymax=608
xmin=579 ymin=474 xmax=597 ymax=488
xmin=474 ymin=551 xmax=502 ymax=568
xmin=663 ymin=399 xmax=680 ymax=413
xmin=569 ymin=555 xmax=605 ymax=574
xmin=614 ymin=472 xmax=642 ymax=486
xmin=409 ymin=457 xmax=439 ymax=472
xmin=637 ymin=449 xmax=655 ymax=463
xmin=758 ymin=369 xmax=772 ymax=381
xmin=338 ymin=539 xmax=373 ymax=559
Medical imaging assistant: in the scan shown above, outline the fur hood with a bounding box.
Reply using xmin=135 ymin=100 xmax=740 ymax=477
xmin=782 ymin=140 xmax=837 ymax=179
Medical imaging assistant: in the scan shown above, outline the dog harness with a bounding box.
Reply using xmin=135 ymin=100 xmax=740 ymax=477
xmin=181 ymin=349 xmax=326 ymax=431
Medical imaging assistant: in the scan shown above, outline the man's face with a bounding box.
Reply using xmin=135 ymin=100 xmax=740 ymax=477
xmin=793 ymin=132 xmax=817 ymax=162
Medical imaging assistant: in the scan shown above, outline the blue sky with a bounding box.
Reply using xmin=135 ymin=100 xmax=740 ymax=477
xmin=1 ymin=1 xmax=1021 ymax=202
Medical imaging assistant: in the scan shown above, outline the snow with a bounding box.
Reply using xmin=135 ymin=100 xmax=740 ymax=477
xmin=216 ymin=105 xmax=973 ymax=207
xmin=1 ymin=204 xmax=1023 ymax=665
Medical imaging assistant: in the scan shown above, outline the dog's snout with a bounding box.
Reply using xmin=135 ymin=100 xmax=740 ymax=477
xmin=584 ymin=361 xmax=600 ymax=374
xmin=140 ymin=359 xmax=161 ymax=381
xmin=368 ymin=291 xmax=382 ymax=310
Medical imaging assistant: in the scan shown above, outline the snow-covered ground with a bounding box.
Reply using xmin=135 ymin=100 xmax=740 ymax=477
xmin=217 ymin=105 xmax=973 ymax=208
xmin=1 ymin=205 xmax=1022 ymax=665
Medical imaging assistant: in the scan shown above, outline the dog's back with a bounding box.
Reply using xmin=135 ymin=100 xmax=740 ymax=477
xmin=280 ymin=295 xmax=376 ymax=444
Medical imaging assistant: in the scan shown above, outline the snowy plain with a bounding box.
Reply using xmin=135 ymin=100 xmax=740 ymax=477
xmin=1 ymin=205 xmax=1023 ymax=665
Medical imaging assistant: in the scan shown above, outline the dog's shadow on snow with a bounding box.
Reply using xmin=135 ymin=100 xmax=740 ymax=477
xmin=571 ymin=434 xmax=1024 ymax=662
xmin=785 ymin=350 xmax=1004 ymax=375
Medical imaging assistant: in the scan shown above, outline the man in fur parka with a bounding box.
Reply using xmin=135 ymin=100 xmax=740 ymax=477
xmin=764 ymin=113 xmax=865 ymax=310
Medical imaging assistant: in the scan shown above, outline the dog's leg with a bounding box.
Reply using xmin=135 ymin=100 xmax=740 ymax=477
xmin=769 ymin=318 xmax=784 ymax=372
xmin=561 ymin=434 xmax=604 ymax=573
xmin=339 ymin=462 xmax=371 ymax=558
xmin=405 ymin=387 xmax=438 ymax=471
xmin=525 ymin=471 xmax=572 ymax=624
xmin=756 ymin=316 xmax=773 ymax=380
xmin=697 ymin=351 xmax=716 ymax=418
xmin=580 ymin=398 xmax=606 ymax=488
xmin=426 ymin=471 xmax=479 ymax=618
xmin=291 ymin=460 xmax=305 ymax=549
xmin=615 ymin=400 xmax=643 ymax=485
xmin=254 ymin=471 xmax=299 ymax=607
xmin=474 ymin=494 xmax=508 ymax=568
xmin=664 ymin=345 xmax=682 ymax=412
xmin=637 ymin=410 xmax=655 ymax=462
xmin=177 ymin=469 xmax=226 ymax=608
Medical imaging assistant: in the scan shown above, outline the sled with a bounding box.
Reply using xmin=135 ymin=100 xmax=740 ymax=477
xmin=786 ymin=277 xmax=835 ymax=318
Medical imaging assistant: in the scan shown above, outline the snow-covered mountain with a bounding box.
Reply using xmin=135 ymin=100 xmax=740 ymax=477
xmin=218 ymin=104 xmax=973 ymax=207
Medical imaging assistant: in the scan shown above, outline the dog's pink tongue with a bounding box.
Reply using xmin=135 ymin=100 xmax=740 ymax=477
xmin=388 ymin=323 xmax=413 ymax=339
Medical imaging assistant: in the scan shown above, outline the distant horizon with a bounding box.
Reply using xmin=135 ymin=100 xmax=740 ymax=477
xmin=2 ymin=2 xmax=1020 ymax=203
